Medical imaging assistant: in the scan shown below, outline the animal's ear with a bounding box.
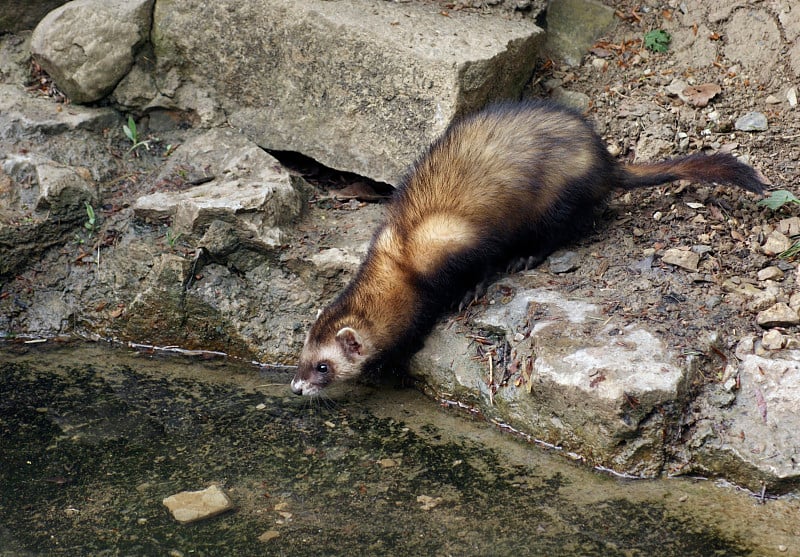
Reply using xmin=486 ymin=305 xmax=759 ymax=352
xmin=336 ymin=327 xmax=363 ymax=357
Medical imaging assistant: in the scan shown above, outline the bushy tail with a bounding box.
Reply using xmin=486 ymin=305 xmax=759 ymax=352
xmin=620 ymin=152 xmax=766 ymax=194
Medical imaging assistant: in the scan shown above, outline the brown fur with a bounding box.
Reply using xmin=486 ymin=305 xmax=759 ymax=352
xmin=290 ymin=100 xmax=766 ymax=396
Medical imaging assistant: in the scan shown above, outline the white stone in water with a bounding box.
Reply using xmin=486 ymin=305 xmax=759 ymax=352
xmin=163 ymin=485 xmax=235 ymax=524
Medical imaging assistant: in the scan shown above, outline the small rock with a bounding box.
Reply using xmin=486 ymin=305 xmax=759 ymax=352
xmin=377 ymin=458 xmax=399 ymax=468
xmin=787 ymin=87 xmax=798 ymax=108
xmin=790 ymin=291 xmax=800 ymax=310
xmin=548 ymin=250 xmax=580 ymax=274
xmin=761 ymin=231 xmax=792 ymax=256
xmin=734 ymin=111 xmax=768 ymax=132
xmin=666 ymin=78 xmax=689 ymax=97
xmin=162 ymin=485 xmax=235 ymax=524
xmin=765 ymin=94 xmax=782 ymax=104
xmin=762 ymin=329 xmax=786 ymax=350
xmin=591 ymin=57 xmax=608 ymax=71
xmin=757 ymin=266 xmax=784 ymax=282
xmin=778 ymin=216 xmax=800 ymax=237
xmin=258 ymin=530 xmax=280 ymax=543
xmin=756 ymin=303 xmax=800 ymax=328
xmin=416 ymin=494 xmax=443 ymax=510
xmin=661 ymin=248 xmax=700 ymax=271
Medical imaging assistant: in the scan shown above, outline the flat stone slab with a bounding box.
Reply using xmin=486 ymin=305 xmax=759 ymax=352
xmin=133 ymin=128 xmax=304 ymax=247
xmin=0 ymin=84 xmax=119 ymax=139
xmin=163 ymin=485 xmax=235 ymax=524
xmin=152 ymin=0 xmax=544 ymax=184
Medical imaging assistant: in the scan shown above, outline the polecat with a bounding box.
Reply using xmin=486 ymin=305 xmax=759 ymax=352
xmin=291 ymin=100 xmax=766 ymax=396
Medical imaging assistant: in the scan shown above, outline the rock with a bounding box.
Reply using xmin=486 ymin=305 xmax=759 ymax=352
xmin=761 ymin=230 xmax=792 ymax=256
xmin=30 ymin=0 xmax=153 ymax=104
xmin=762 ymin=329 xmax=786 ymax=350
xmin=742 ymin=285 xmax=778 ymax=313
xmin=544 ymin=0 xmax=615 ymax=66
xmin=0 ymin=154 xmax=97 ymax=278
xmin=151 ymin=0 xmax=544 ymax=185
xmin=412 ymin=281 xmax=694 ymax=477
xmin=666 ymin=79 xmax=689 ymax=97
xmin=133 ymin=128 xmax=305 ymax=247
xmin=757 ymin=266 xmax=784 ymax=282
xmin=756 ymin=303 xmax=800 ymax=328
xmin=309 ymin=248 xmax=362 ymax=278
xmin=777 ymin=216 xmax=800 ymax=237
xmin=687 ymin=342 xmax=800 ymax=493
xmin=0 ymin=83 xmax=119 ymax=139
xmin=788 ymin=86 xmax=798 ymax=108
xmin=163 ymin=485 xmax=235 ymax=524
xmin=547 ymin=250 xmax=580 ymax=274
xmin=661 ymin=248 xmax=700 ymax=272
xmin=734 ymin=111 xmax=768 ymax=132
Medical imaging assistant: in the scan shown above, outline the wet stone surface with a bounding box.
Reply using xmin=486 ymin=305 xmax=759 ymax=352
xmin=1 ymin=343 xmax=799 ymax=556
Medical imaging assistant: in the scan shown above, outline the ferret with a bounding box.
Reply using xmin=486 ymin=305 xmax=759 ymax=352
xmin=291 ymin=100 xmax=766 ymax=396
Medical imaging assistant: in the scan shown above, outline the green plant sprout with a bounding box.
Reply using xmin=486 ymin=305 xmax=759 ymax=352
xmin=123 ymin=115 xmax=151 ymax=153
xmin=644 ymin=29 xmax=671 ymax=53
xmin=84 ymin=201 xmax=97 ymax=235
xmin=166 ymin=228 xmax=182 ymax=248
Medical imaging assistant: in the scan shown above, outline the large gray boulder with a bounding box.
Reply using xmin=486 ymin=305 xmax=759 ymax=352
xmin=412 ymin=280 xmax=694 ymax=477
xmin=30 ymin=0 xmax=153 ymax=104
xmin=150 ymin=0 xmax=544 ymax=184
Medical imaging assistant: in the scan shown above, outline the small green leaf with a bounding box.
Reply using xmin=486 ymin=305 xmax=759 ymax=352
xmin=757 ymin=189 xmax=800 ymax=210
xmin=123 ymin=115 xmax=137 ymax=143
xmin=644 ymin=29 xmax=671 ymax=53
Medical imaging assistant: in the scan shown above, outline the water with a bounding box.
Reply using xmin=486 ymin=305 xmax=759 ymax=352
xmin=1 ymin=341 xmax=797 ymax=556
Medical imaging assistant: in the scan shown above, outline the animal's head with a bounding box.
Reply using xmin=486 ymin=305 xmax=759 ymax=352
xmin=291 ymin=325 xmax=371 ymax=396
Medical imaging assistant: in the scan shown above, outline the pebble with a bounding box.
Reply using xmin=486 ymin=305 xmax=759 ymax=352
xmin=162 ymin=485 xmax=235 ymax=524
xmin=548 ymin=251 xmax=580 ymax=274
xmin=661 ymin=248 xmax=699 ymax=272
xmin=761 ymin=230 xmax=792 ymax=256
xmin=778 ymin=216 xmax=800 ymax=237
xmin=757 ymin=266 xmax=784 ymax=281
xmin=762 ymin=329 xmax=786 ymax=350
xmin=756 ymin=303 xmax=800 ymax=328
xmin=259 ymin=530 xmax=280 ymax=542
xmin=787 ymin=87 xmax=798 ymax=108
xmin=734 ymin=111 xmax=768 ymax=132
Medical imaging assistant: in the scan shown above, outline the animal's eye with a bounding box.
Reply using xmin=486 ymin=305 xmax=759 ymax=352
xmin=316 ymin=363 xmax=329 ymax=374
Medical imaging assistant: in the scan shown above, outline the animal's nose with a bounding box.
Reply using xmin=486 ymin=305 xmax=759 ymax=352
xmin=290 ymin=377 xmax=304 ymax=395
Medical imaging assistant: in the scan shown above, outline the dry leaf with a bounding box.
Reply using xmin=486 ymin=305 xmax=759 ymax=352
xmin=681 ymin=83 xmax=721 ymax=107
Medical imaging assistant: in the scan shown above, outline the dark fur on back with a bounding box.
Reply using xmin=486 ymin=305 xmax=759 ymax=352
xmin=291 ymin=100 xmax=766 ymax=395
